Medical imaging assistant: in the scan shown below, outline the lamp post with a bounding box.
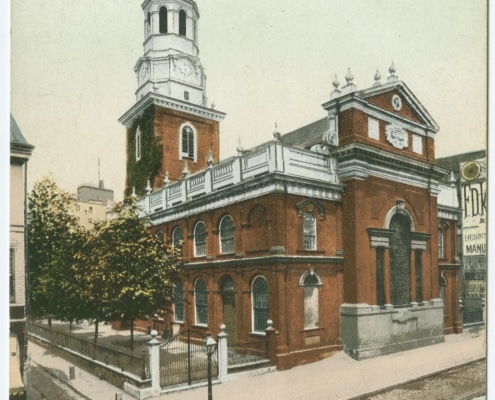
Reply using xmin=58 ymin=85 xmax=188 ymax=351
xmin=202 ymin=332 xmax=217 ymax=400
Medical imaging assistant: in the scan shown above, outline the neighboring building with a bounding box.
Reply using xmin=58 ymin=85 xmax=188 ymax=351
xmin=70 ymin=182 xmax=114 ymax=229
xmin=119 ymin=0 xmax=462 ymax=369
xmin=437 ymin=150 xmax=487 ymax=326
xmin=10 ymin=115 xmax=34 ymax=399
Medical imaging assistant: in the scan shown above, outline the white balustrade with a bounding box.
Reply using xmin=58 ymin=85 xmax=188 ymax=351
xmin=137 ymin=142 xmax=339 ymax=215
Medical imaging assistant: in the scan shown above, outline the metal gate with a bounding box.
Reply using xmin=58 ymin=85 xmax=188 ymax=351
xmin=159 ymin=329 xmax=218 ymax=387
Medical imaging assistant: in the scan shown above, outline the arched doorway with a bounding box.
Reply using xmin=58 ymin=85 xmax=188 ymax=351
xmin=389 ymin=213 xmax=411 ymax=306
xmin=220 ymin=276 xmax=237 ymax=346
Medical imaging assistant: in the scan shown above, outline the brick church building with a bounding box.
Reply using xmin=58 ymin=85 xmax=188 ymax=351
xmin=119 ymin=0 xmax=461 ymax=369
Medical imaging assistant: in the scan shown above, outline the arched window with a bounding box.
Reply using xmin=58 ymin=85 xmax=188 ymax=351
xmin=179 ymin=124 xmax=196 ymax=161
xmin=155 ymin=231 xmax=164 ymax=242
xmin=439 ymin=274 xmax=447 ymax=303
xmin=172 ymin=227 xmax=183 ymax=248
xmin=219 ymin=215 xmax=234 ymax=254
xmin=173 ymin=280 xmax=184 ymax=322
xmin=303 ymin=212 xmax=316 ymax=250
xmin=300 ymin=271 xmax=322 ymax=329
xmin=252 ymin=276 xmax=269 ymax=333
xmin=159 ymin=6 xmax=168 ymax=33
xmin=179 ymin=9 xmax=187 ymax=36
xmin=135 ymin=127 xmax=142 ymax=161
xmin=194 ymin=221 xmax=206 ymax=257
xmin=389 ymin=214 xmax=411 ymax=306
xmin=438 ymin=228 xmax=445 ymax=259
xmin=146 ymin=12 xmax=151 ymax=36
xmin=195 ymin=278 xmax=208 ymax=326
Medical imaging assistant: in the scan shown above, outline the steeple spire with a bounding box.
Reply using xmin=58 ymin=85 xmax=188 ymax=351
xmin=135 ymin=0 xmax=206 ymax=106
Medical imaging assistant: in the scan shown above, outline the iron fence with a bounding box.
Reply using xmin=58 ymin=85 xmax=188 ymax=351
xmin=28 ymin=321 xmax=149 ymax=379
xmin=159 ymin=328 xmax=218 ymax=387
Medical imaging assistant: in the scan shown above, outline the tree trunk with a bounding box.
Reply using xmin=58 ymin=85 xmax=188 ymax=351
xmin=130 ymin=319 xmax=134 ymax=351
xmin=69 ymin=319 xmax=72 ymax=333
xmin=48 ymin=316 xmax=52 ymax=329
xmin=94 ymin=318 xmax=99 ymax=344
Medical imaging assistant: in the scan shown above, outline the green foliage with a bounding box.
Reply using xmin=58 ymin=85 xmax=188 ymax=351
xmin=126 ymin=106 xmax=162 ymax=197
xmin=75 ymin=198 xmax=179 ymax=339
xmin=28 ymin=176 xmax=87 ymax=321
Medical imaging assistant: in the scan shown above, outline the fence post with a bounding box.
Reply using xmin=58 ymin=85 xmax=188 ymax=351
xmin=217 ymin=324 xmax=228 ymax=381
xmin=264 ymin=320 xmax=278 ymax=367
xmin=147 ymin=330 xmax=161 ymax=396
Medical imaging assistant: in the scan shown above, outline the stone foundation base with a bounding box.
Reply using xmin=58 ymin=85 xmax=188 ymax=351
xmin=275 ymin=344 xmax=342 ymax=370
xmin=340 ymin=299 xmax=445 ymax=360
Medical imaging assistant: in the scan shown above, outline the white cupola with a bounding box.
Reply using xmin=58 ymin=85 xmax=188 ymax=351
xmin=135 ymin=0 xmax=207 ymax=106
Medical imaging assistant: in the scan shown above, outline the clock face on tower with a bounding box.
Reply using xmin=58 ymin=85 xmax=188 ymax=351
xmin=178 ymin=59 xmax=193 ymax=76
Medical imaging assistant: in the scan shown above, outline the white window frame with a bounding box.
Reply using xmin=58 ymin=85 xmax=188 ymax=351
xmin=194 ymin=278 xmax=208 ymax=326
xmin=135 ymin=127 xmax=142 ymax=161
xmin=303 ymin=212 xmax=317 ymax=250
xmin=194 ymin=221 xmax=206 ymax=257
xmin=173 ymin=279 xmax=185 ymax=323
xmin=219 ymin=215 xmax=234 ymax=254
xmin=299 ymin=270 xmax=322 ymax=330
xmin=172 ymin=227 xmax=183 ymax=248
xmin=179 ymin=123 xmax=197 ymax=162
xmin=251 ymin=276 xmax=269 ymax=334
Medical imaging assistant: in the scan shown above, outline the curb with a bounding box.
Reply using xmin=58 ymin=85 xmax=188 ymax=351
xmin=347 ymin=357 xmax=486 ymax=400
xmin=29 ymin=359 xmax=93 ymax=400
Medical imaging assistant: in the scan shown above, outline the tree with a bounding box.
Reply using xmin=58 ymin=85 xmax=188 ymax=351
xmin=76 ymin=198 xmax=179 ymax=349
xmin=27 ymin=176 xmax=87 ymax=325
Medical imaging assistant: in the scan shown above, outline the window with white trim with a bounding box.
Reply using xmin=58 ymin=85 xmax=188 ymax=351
xmin=252 ymin=276 xmax=269 ymax=333
xmin=194 ymin=221 xmax=206 ymax=257
xmin=173 ymin=280 xmax=184 ymax=322
xmin=195 ymin=278 xmax=208 ymax=326
xmin=303 ymin=212 xmax=316 ymax=250
xmin=300 ymin=271 xmax=321 ymax=329
xmin=179 ymin=123 xmax=197 ymax=162
xmin=135 ymin=127 xmax=142 ymax=161
xmin=438 ymin=228 xmax=445 ymax=259
xmin=219 ymin=215 xmax=234 ymax=254
xmin=172 ymin=227 xmax=183 ymax=248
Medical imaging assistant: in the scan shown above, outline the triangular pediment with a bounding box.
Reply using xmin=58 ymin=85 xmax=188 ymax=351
xmin=361 ymin=81 xmax=439 ymax=132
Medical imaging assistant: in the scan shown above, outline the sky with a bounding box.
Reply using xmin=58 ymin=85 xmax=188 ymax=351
xmin=1 ymin=1 xmax=492 ymax=394
xmin=9 ymin=0 xmax=488 ymax=202
xmin=10 ymin=0 xmax=487 ymax=200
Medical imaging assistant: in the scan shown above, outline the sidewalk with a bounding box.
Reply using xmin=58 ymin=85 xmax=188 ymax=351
xmin=28 ymin=326 xmax=486 ymax=400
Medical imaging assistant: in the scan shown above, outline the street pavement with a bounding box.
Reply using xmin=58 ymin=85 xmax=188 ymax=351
xmin=27 ymin=326 xmax=487 ymax=400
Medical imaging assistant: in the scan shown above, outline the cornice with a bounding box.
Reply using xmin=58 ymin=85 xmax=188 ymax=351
xmin=321 ymin=80 xmax=439 ymax=133
xmin=147 ymin=173 xmax=344 ymax=225
xmin=181 ymin=254 xmax=344 ymax=270
xmin=119 ymin=92 xmax=225 ymax=127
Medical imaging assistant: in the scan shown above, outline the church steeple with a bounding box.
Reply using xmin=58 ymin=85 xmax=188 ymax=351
xmin=120 ymin=0 xmax=225 ymax=197
xmin=136 ymin=0 xmax=206 ymax=106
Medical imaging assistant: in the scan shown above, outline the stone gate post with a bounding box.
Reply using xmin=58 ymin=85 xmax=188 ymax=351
xmin=148 ymin=330 xmax=161 ymax=397
xmin=217 ymin=324 xmax=228 ymax=381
